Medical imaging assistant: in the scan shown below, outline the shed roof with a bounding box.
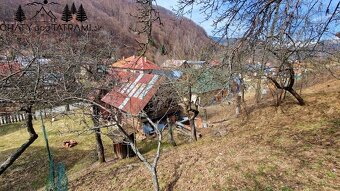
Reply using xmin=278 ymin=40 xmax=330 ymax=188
xmin=101 ymin=70 xmax=162 ymax=116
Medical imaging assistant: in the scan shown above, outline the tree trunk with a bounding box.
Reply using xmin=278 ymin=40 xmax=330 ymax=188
xmin=235 ymin=94 xmax=241 ymax=117
xmin=268 ymin=75 xmax=305 ymax=106
xmin=95 ymin=129 xmax=105 ymax=163
xmin=202 ymin=108 xmax=208 ymax=128
xmin=189 ymin=116 xmax=197 ymax=141
xmin=287 ymin=88 xmax=305 ymax=106
xmin=65 ymin=104 xmax=70 ymax=112
xmin=255 ymin=78 xmax=262 ymax=104
xmin=151 ymin=167 xmax=160 ymax=191
xmin=0 ymin=106 xmax=38 ymax=175
xmin=167 ymin=117 xmax=176 ymax=146
xmin=186 ymin=85 xmax=198 ymax=141
xmin=92 ymin=105 xmax=105 ymax=163
xmin=240 ymin=74 xmax=245 ymax=102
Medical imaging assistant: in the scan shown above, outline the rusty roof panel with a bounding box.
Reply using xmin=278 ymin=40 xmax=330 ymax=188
xmin=112 ymin=56 xmax=160 ymax=70
xmin=101 ymin=70 xmax=162 ymax=115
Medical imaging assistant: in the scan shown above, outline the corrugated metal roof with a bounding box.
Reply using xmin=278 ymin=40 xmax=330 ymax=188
xmin=101 ymin=70 xmax=162 ymax=116
xmin=112 ymin=56 xmax=160 ymax=70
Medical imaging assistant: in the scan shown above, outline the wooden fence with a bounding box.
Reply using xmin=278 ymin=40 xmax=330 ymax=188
xmin=0 ymin=112 xmax=27 ymax=125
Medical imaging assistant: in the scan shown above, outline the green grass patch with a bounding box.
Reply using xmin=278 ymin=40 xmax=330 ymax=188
xmin=0 ymin=112 xmax=115 ymax=191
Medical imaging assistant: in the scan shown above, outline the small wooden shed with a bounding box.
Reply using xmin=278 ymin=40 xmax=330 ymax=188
xmin=107 ymin=124 xmax=137 ymax=159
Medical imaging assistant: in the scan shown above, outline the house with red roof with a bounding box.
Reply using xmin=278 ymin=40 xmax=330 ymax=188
xmin=112 ymin=55 xmax=160 ymax=74
xmin=100 ymin=68 xmax=180 ymax=132
xmin=102 ymin=70 xmax=162 ymax=116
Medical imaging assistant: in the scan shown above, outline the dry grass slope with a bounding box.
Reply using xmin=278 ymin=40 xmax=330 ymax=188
xmin=0 ymin=79 xmax=339 ymax=191
xmin=66 ymin=79 xmax=339 ymax=191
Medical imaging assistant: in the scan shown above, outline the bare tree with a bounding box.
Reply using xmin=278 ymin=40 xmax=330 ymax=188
xmin=177 ymin=0 xmax=339 ymax=106
xmin=0 ymin=105 xmax=38 ymax=174
xmin=0 ymin=24 xmax=115 ymax=173
xmin=0 ymin=30 xmax=55 ymax=174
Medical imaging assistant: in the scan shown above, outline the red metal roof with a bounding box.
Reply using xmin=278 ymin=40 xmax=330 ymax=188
xmin=0 ymin=62 xmax=21 ymax=76
xmin=101 ymin=70 xmax=162 ymax=116
xmin=112 ymin=56 xmax=160 ymax=70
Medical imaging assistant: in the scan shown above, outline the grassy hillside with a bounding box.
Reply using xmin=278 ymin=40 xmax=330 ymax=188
xmin=0 ymin=113 xmax=115 ymax=191
xmin=64 ymin=79 xmax=339 ymax=191
xmin=0 ymin=79 xmax=339 ymax=191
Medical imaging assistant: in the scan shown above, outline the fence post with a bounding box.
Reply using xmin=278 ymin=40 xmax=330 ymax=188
xmin=14 ymin=114 xmax=18 ymax=122
xmin=9 ymin=115 xmax=12 ymax=123
xmin=4 ymin=115 xmax=9 ymax=124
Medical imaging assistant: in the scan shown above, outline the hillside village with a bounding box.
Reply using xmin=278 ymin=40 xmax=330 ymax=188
xmin=0 ymin=0 xmax=339 ymax=191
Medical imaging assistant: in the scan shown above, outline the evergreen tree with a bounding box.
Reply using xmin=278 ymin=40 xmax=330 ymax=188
xmin=14 ymin=5 xmax=26 ymax=23
xmin=61 ymin=5 xmax=72 ymax=22
xmin=76 ymin=4 xmax=87 ymax=22
xmin=71 ymin=3 xmax=77 ymax=15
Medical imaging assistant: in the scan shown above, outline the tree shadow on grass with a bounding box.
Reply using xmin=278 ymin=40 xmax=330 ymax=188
xmin=0 ymin=122 xmax=25 ymax=136
xmin=0 ymin=146 xmax=95 ymax=191
xmin=166 ymin=163 xmax=182 ymax=191
xmin=268 ymin=119 xmax=339 ymax=155
xmin=138 ymin=139 xmax=159 ymax=154
xmin=138 ymin=139 xmax=182 ymax=155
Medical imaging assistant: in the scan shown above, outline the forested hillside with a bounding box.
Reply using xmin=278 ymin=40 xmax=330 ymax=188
xmin=0 ymin=0 xmax=212 ymax=61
